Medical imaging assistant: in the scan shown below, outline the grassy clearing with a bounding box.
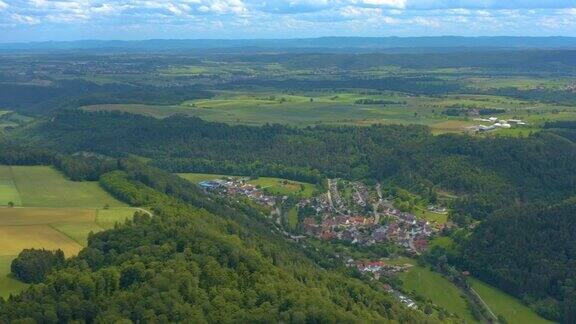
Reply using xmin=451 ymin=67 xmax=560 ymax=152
xmin=1 ymin=165 xmax=125 ymax=208
xmin=177 ymin=172 xmax=238 ymax=183
xmin=286 ymin=206 xmax=298 ymax=231
xmin=397 ymin=260 xmax=477 ymax=323
xmin=469 ymin=278 xmax=552 ymax=324
xmin=178 ymin=173 xmax=316 ymax=198
xmin=0 ymin=255 xmax=28 ymax=299
xmin=96 ymin=208 xmax=136 ymax=230
xmin=248 ymin=177 xmax=315 ymax=198
xmin=414 ymin=207 xmax=448 ymax=225
xmin=429 ymin=236 xmax=455 ymax=250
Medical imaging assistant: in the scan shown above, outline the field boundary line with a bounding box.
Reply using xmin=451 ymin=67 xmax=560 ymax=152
xmin=470 ymin=286 xmax=498 ymax=321
xmin=48 ymin=224 xmax=102 ymax=248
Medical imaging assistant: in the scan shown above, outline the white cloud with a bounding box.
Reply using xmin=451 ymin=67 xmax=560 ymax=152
xmin=360 ymin=0 xmax=406 ymax=9
xmin=11 ymin=13 xmax=41 ymax=24
xmin=340 ymin=6 xmax=382 ymax=18
xmin=411 ymin=16 xmax=440 ymax=27
xmin=0 ymin=0 xmax=8 ymax=11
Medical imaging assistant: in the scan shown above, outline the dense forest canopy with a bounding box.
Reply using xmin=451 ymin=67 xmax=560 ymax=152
xmin=460 ymin=200 xmax=576 ymax=322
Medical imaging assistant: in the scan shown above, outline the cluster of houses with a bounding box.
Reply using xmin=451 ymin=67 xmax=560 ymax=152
xmin=348 ymin=259 xmax=412 ymax=279
xmin=200 ymin=177 xmax=441 ymax=255
xmin=344 ymin=257 xmax=419 ymax=309
xmin=564 ymin=83 xmax=576 ymax=92
xmin=473 ymin=116 xmax=527 ymax=132
xmin=302 ymin=210 xmax=435 ymax=254
xmin=199 ymin=179 xmax=278 ymax=207
xmin=300 ymin=180 xmax=438 ymax=254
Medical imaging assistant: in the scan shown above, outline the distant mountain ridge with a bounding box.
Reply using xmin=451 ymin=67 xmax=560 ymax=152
xmin=2 ymin=36 xmax=576 ymax=52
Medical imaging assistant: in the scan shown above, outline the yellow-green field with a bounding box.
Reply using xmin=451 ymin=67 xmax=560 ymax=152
xmin=0 ymin=165 xmax=126 ymax=208
xmin=469 ymin=278 xmax=551 ymax=324
xmin=178 ymin=173 xmax=316 ymax=198
xmin=286 ymin=206 xmax=299 ymax=230
xmin=414 ymin=207 xmax=448 ymax=225
xmin=248 ymin=177 xmax=316 ymax=198
xmin=0 ymin=165 xmax=136 ymax=299
xmin=178 ymin=172 xmax=238 ymax=183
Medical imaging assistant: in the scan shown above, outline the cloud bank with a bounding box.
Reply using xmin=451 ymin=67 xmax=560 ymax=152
xmin=0 ymin=0 xmax=575 ymax=41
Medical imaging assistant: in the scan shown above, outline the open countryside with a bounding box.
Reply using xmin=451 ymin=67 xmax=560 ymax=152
xmin=0 ymin=36 xmax=576 ymax=323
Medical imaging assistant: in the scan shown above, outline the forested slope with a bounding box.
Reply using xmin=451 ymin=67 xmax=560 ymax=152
xmin=21 ymin=111 xmax=576 ymax=222
xmin=461 ymin=200 xmax=576 ymax=322
xmin=0 ymin=158 xmax=440 ymax=323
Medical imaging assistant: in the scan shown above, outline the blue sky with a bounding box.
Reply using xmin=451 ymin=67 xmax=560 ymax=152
xmin=0 ymin=0 xmax=575 ymax=42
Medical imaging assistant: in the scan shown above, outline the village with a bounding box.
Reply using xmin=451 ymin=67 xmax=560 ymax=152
xmin=199 ymin=176 xmax=443 ymax=255
xmin=297 ymin=179 xmax=439 ymax=255
xmin=199 ymin=177 xmax=280 ymax=208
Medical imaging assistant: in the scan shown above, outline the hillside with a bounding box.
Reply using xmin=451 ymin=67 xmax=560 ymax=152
xmin=0 ymin=159 xmax=441 ymax=323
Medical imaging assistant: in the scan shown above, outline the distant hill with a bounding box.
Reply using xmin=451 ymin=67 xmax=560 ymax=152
xmin=2 ymin=36 xmax=576 ymax=53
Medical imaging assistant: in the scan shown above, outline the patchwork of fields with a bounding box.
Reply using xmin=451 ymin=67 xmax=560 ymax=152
xmin=81 ymin=89 xmax=576 ymax=136
xmin=0 ymin=165 xmax=135 ymax=298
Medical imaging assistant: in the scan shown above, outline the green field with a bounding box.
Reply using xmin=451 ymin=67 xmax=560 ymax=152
xmin=0 ymin=165 xmax=126 ymax=208
xmin=398 ymin=261 xmax=477 ymax=323
xmin=469 ymin=278 xmax=552 ymax=324
xmin=248 ymin=177 xmax=316 ymax=198
xmin=178 ymin=172 xmax=238 ymax=183
xmin=414 ymin=207 xmax=448 ymax=225
xmin=96 ymin=208 xmax=138 ymax=230
xmin=0 ymin=255 xmax=28 ymax=300
xmin=178 ymin=173 xmax=316 ymax=197
xmin=286 ymin=206 xmax=299 ymax=230
xmin=428 ymin=236 xmax=455 ymax=250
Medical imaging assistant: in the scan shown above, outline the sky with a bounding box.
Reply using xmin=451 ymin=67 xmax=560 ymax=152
xmin=0 ymin=0 xmax=576 ymax=42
